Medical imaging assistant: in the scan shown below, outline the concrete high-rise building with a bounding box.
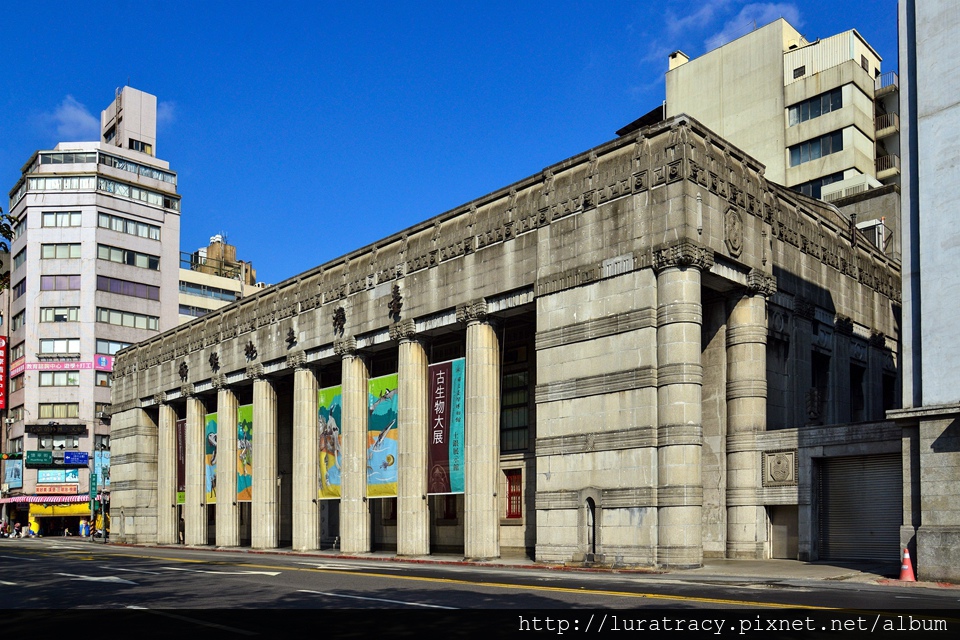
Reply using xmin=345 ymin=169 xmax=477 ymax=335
xmin=178 ymin=234 xmax=259 ymax=324
xmin=1 ymin=87 xmax=181 ymax=535
xmin=662 ymin=19 xmax=901 ymax=258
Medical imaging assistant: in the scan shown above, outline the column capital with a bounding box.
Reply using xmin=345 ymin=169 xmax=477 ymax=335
xmin=286 ymin=350 xmax=308 ymax=370
xmin=389 ymin=319 xmax=418 ymax=343
xmin=456 ymin=298 xmax=489 ymax=325
xmin=334 ymin=336 xmax=358 ymax=357
xmin=211 ymin=373 xmax=228 ymax=389
xmin=153 ymin=392 xmax=167 ymax=405
xmin=180 ymin=383 xmax=195 ymax=398
xmin=245 ymin=363 xmax=265 ymax=380
xmin=652 ymin=239 xmax=714 ymax=273
xmin=746 ymin=269 xmax=777 ymax=297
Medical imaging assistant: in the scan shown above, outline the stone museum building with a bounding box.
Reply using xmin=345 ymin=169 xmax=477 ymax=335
xmin=109 ymin=114 xmax=902 ymax=568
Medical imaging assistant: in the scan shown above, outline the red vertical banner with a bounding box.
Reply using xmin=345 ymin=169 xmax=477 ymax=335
xmin=176 ymin=418 xmax=186 ymax=504
xmin=427 ymin=358 xmax=465 ymax=495
xmin=0 ymin=337 xmax=7 ymax=410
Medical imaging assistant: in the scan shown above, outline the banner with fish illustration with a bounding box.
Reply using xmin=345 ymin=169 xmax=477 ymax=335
xmin=176 ymin=418 xmax=186 ymax=504
xmin=204 ymin=412 xmax=218 ymax=504
xmin=427 ymin=358 xmax=465 ymax=495
xmin=367 ymin=373 xmax=399 ymax=497
xmin=237 ymin=404 xmax=253 ymax=502
xmin=318 ymin=385 xmax=343 ymax=499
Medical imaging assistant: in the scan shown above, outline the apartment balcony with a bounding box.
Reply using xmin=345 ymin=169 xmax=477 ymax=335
xmin=876 ymin=154 xmax=901 ymax=181
xmin=875 ymin=112 xmax=900 ymax=139
xmin=875 ymin=71 xmax=899 ymax=99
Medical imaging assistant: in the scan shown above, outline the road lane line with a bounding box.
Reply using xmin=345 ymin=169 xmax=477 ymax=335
xmin=101 ymin=566 xmax=162 ymax=575
xmin=298 ymin=589 xmax=456 ymax=609
xmin=54 ymin=572 xmax=137 ymax=585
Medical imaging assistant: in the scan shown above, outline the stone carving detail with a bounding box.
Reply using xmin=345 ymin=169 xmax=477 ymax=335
xmin=805 ymin=388 xmax=823 ymax=423
xmin=332 ymin=306 xmax=346 ymax=337
xmin=851 ymin=340 xmax=868 ymax=362
xmin=834 ymin=314 xmax=854 ymax=336
xmin=652 ymin=240 xmax=715 ymax=272
xmin=178 ymin=361 xmax=189 ymax=383
xmin=724 ymin=207 xmax=743 ymax=257
xmin=152 ymin=392 xmax=167 ymax=406
xmin=244 ymin=340 xmax=257 ymax=362
xmin=211 ymin=373 xmax=227 ymax=389
xmin=209 ymin=352 xmax=220 ymax=372
xmin=245 ymin=363 xmax=264 ymax=380
xmin=793 ymin=296 xmax=815 ymax=320
xmin=763 ymin=450 xmax=798 ymax=487
xmin=869 ymin=330 xmax=886 ymax=348
xmin=180 ymin=383 xmax=195 ymax=398
xmin=746 ymin=269 xmax=777 ymax=297
xmin=287 ymin=350 xmax=307 ymax=370
xmin=456 ymin=299 xmax=489 ymax=324
xmin=389 ymin=319 xmax=417 ymax=342
xmin=334 ymin=336 xmax=357 ymax=357
xmin=286 ymin=327 xmax=297 ymax=349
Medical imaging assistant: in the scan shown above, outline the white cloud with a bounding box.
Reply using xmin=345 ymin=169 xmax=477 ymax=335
xmin=157 ymin=100 xmax=176 ymax=127
xmin=48 ymin=95 xmax=100 ymax=140
xmin=704 ymin=3 xmax=802 ymax=51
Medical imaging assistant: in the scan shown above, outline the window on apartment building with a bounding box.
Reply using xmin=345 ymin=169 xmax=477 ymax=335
xmin=11 ymin=342 xmax=25 ymax=361
xmin=13 ymin=249 xmax=26 ymax=270
xmin=13 ymin=279 xmax=26 ymax=299
xmin=42 ymin=211 xmax=82 ymax=227
xmin=861 ymin=55 xmax=869 ymax=72
xmin=39 ymin=371 xmax=81 ymax=387
xmin=13 ymin=216 xmax=27 ymax=239
xmin=9 ymin=436 xmax=24 ymax=453
xmin=40 ymin=338 xmax=80 ymax=354
xmin=793 ymin=172 xmax=845 ymax=200
xmin=505 ymin=469 xmax=523 ymax=519
xmin=39 ymin=435 xmax=80 ymax=450
xmin=96 ymin=307 xmax=159 ymax=331
xmin=95 ymin=404 xmax=112 ymax=419
xmin=97 ymin=244 xmax=160 ymax=270
xmin=178 ymin=281 xmax=239 ymax=302
xmin=788 ymin=88 xmax=843 ymax=126
xmin=95 ymin=371 xmax=112 ymax=388
xmin=128 ymin=138 xmax=153 ymax=155
xmin=41 ymin=243 xmax=82 ymax=259
xmin=9 ymin=375 xmax=24 ymax=393
xmin=98 ymin=212 xmax=161 ymax=240
xmin=40 ymin=274 xmax=81 ymax=290
xmin=11 ymin=311 xmax=25 ymax=331
xmin=96 ymin=339 xmax=131 ymax=355
xmin=103 ymin=126 xmax=116 ymax=143
xmin=40 ymin=307 xmax=80 ymax=323
xmin=789 ymin=131 xmax=844 ymax=167
xmin=39 ymin=403 xmax=80 ymax=419
xmin=97 ymin=275 xmax=160 ymax=301
xmin=179 ymin=304 xmax=210 ymax=318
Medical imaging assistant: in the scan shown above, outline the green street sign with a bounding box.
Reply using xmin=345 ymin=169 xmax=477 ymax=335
xmin=90 ymin=473 xmax=98 ymax=496
xmin=25 ymin=450 xmax=53 ymax=466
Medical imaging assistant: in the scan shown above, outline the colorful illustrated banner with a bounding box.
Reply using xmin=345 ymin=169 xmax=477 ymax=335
xmin=318 ymin=385 xmax=343 ymax=499
xmin=237 ymin=404 xmax=253 ymax=502
xmin=205 ymin=412 xmax=218 ymax=504
xmin=367 ymin=373 xmax=399 ymax=497
xmin=3 ymin=459 xmax=23 ymax=489
xmin=428 ymin=358 xmax=465 ymax=495
xmin=38 ymin=468 xmax=80 ymax=484
xmin=93 ymin=450 xmax=111 ymax=489
xmin=176 ymin=418 xmax=186 ymax=504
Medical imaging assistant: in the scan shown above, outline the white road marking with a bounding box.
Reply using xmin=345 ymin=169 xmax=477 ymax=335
xmin=0 ymin=580 xmax=16 ymax=585
xmin=298 ymin=589 xmax=456 ymax=609
xmin=295 ymin=560 xmax=402 ymax=571
xmin=0 ymin=555 xmax=38 ymax=561
xmin=54 ymin=572 xmax=137 ymax=585
xmin=101 ymin=566 xmax=162 ymax=575
xmin=161 ymin=567 xmax=281 ymax=576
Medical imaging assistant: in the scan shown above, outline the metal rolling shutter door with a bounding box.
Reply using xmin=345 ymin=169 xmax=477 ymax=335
xmin=819 ymin=454 xmax=901 ymax=561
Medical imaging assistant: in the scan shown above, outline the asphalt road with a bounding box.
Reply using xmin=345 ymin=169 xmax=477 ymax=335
xmin=0 ymin=538 xmax=956 ymax=637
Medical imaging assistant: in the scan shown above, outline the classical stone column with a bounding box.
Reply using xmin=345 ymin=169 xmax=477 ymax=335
xmin=338 ymin=337 xmax=371 ymax=553
xmin=391 ymin=320 xmax=430 ymax=556
xmin=184 ymin=391 xmax=207 ymax=546
xmin=726 ymin=270 xmax=775 ymax=558
xmin=157 ymin=400 xmax=178 ymax=545
xmin=291 ymin=352 xmax=320 ymax=552
xmin=251 ymin=368 xmax=278 ymax=549
xmin=654 ymin=242 xmax=711 ymax=568
xmin=458 ymin=300 xmax=500 ymax=560
xmin=215 ymin=377 xmax=240 ymax=547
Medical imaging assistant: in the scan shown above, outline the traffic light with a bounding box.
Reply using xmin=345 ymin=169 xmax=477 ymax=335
xmin=0 ymin=452 xmax=23 ymax=460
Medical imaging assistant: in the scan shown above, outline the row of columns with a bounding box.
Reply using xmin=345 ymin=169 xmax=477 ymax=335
xmin=154 ymin=306 xmax=502 ymax=559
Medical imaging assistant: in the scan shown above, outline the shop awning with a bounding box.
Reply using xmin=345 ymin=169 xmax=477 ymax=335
xmin=0 ymin=495 xmax=91 ymax=504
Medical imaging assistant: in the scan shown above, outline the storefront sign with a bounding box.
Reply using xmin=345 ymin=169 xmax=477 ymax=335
xmin=3 ymin=459 xmax=23 ymax=489
xmin=0 ymin=337 xmax=7 ymax=410
xmin=36 ymin=483 xmax=78 ymax=495
xmin=9 ymin=358 xmax=114 ymax=378
xmin=24 ymin=423 xmax=86 ymax=436
xmin=38 ymin=469 xmax=80 ymax=483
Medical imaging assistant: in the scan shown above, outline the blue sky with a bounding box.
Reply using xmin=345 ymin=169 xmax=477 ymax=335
xmin=1 ymin=0 xmax=899 ymax=285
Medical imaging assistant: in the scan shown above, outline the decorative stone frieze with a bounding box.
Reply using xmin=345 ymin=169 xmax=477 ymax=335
xmin=152 ymin=392 xmax=166 ymax=405
xmin=652 ymin=239 xmax=714 ymax=272
xmin=180 ymin=383 xmax=195 ymax=398
xmin=746 ymin=269 xmax=777 ymax=297
xmin=245 ymin=363 xmax=264 ymax=380
xmin=211 ymin=373 xmax=228 ymax=389
xmin=762 ymin=450 xmax=798 ymax=487
xmin=286 ymin=350 xmax=307 ymax=370
xmin=388 ymin=319 xmax=417 ymax=342
xmin=724 ymin=208 xmax=744 ymax=257
xmin=456 ymin=299 xmax=489 ymax=324
xmin=333 ymin=336 xmax=357 ymax=356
